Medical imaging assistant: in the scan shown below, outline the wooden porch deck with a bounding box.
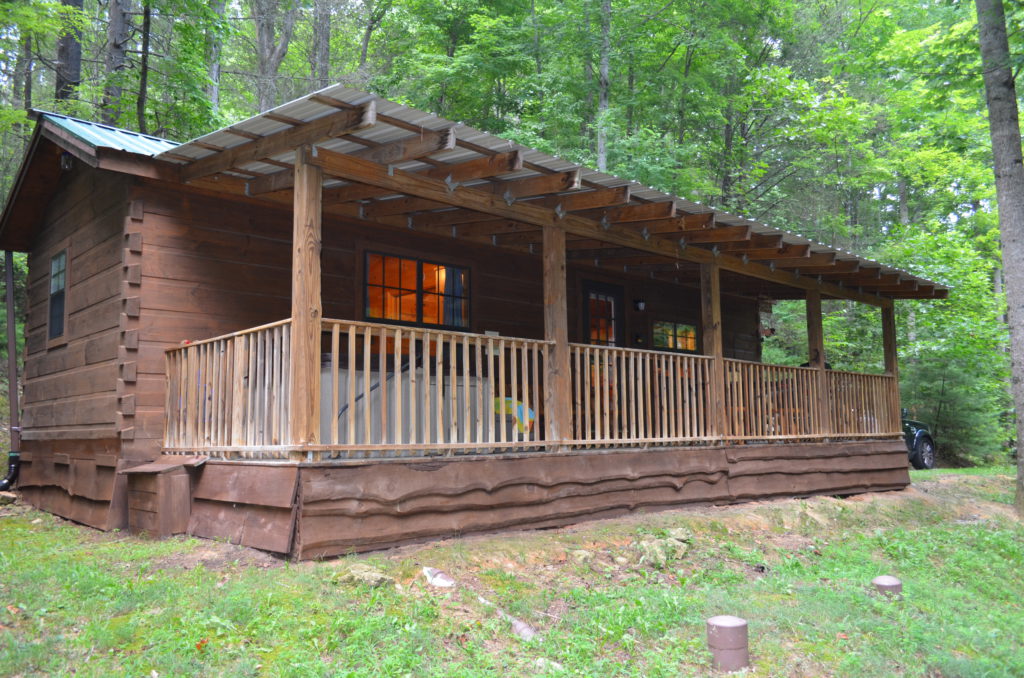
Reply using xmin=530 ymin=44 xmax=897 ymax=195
xmin=162 ymin=318 xmax=901 ymax=461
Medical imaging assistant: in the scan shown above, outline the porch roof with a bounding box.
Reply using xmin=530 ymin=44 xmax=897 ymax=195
xmin=155 ymin=85 xmax=946 ymax=303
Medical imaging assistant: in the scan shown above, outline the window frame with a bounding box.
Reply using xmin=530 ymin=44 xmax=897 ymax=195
xmin=46 ymin=241 xmax=71 ymax=348
xmin=363 ymin=250 xmax=471 ymax=331
xmin=582 ymin=280 xmax=624 ymax=347
xmin=651 ymin=318 xmax=699 ymax=354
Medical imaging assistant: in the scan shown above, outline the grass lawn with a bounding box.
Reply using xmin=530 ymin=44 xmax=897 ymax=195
xmin=0 ymin=468 xmax=1020 ymax=677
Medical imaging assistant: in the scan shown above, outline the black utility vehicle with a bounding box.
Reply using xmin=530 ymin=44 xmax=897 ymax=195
xmin=902 ymin=409 xmax=936 ymax=469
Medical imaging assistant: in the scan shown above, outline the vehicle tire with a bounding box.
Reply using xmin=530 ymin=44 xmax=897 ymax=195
xmin=910 ymin=436 xmax=936 ymax=470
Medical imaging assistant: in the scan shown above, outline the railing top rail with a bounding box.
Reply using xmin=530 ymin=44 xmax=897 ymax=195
xmin=568 ymin=342 xmax=715 ymax=360
xmin=827 ymin=368 xmax=893 ymax=379
xmin=164 ymin=318 xmax=292 ymax=354
xmin=321 ymin=317 xmax=554 ymax=346
xmin=722 ymin=357 xmax=821 ymax=372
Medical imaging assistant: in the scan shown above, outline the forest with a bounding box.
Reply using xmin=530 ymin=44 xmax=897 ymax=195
xmin=0 ymin=0 xmax=1015 ymax=465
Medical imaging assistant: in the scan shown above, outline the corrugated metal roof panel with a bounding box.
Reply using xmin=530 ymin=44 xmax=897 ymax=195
xmin=39 ymin=111 xmax=180 ymax=156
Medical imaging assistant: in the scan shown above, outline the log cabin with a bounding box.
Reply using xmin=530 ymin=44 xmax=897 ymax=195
xmin=0 ymin=86 xmax=947 ymax=558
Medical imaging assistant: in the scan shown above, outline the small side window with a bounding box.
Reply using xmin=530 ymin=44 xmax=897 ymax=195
xmin=653 ymin=320 xmax=697 ymax=353
xmin=48 ymin=250 xmax=67 ymax=341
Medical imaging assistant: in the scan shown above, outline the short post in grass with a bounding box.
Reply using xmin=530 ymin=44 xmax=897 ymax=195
xmin=872 ymin=575 xmax=902 ymax=598
xmin=706 ymin=615 xmax=749 ymax=672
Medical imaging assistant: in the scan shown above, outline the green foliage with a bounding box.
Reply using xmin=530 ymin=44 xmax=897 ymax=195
xmin=0 ymin=0 xmax=1015 ymax=464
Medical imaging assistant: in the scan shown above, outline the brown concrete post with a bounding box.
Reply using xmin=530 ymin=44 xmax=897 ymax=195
xmin=706 ymin=614 xmax=749 ymax=672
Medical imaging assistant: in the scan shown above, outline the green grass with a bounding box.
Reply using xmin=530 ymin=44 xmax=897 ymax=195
xmin=0 ymin=470 xmax=1021 ymax=677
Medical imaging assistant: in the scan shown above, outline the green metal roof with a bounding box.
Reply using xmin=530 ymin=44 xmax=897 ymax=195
xmin=38 ymin=111 xmax=180 ymax=156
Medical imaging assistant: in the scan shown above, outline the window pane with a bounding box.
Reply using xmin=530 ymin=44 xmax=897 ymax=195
xmin=422 ymin=293 xmax=441 ymax=325
xmin=48 ymin=290 xmax=65 ymax=340
xmin=367 ymin=254 xmax=383 ymax=285
xmin=399 ymin=291 xmax=417 ymax=322
xmin=383 ymin=256 xmax=401 ymax=287
xmin=367 ymin=286 xmax=384 ymax=319
xmin=423 ymin=262 xmax=441 ymax=293
xmin=401 ymin=257 xmax=418 ymax=291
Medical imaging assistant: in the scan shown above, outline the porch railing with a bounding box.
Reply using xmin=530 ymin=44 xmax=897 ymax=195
xmin=828 ymin=370 xmax=901 ymax=435
xmin=163 ymin=318 xmax=901 ymax=459
xmin=164 ymin=319 xmax=291 ymax=451
xmin=318 ymin=319 xmax=550 ymax=456
xmin=568 ymin=344 xmax=714 ymax=446
xmin=723 ymin=359 xmax=824 ymax=439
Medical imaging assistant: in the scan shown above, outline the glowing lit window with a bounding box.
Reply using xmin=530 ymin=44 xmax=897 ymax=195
xmin=365 ymin=253 xmax=469 ymax=328
xmin=653 ymin=321 xmax=697 ymax=352
xmin=588 ymin=292 xmax=617 ymax=346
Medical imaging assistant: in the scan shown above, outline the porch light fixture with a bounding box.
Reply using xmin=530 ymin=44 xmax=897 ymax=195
xmin=633 ymin=298 xmax=646 ymax=312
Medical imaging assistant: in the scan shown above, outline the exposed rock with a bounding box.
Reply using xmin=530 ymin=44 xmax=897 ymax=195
xmin=666 ymin=527 xmax=694 ymax=543
xmin=0 ymin=492 xmax=16 ymax=506
xmin=634 ymin=534 xmax=691 ymax=569
xmin=569 ymin=549 xmax=593 ymax=566
xmin=613 ymin=556 xmax=630 ymax=566
xmin=336 ymin=563 xmax=394 ymax=588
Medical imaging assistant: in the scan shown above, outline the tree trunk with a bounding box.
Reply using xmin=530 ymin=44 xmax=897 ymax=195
xmin=55 ymin=0 xmax=83 ymax=101
xmin=975 ymin=0 xmax=1024 ymax=516
xmin=207 ymin=0 xmax=226 ymax=112
xmin=313 ymin=0 xmax=331 ymax=88
xmin=596 ymin=0 xmax=611 ymax=172
xmin=103 ymin=0 xmax=131 ymax=124
xmin=251 ymin=0 xmax=299 ymax=112
xmin=136 ymin=0 xmax=151 ymax=134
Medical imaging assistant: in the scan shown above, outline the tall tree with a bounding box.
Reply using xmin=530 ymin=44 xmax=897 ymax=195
xmin=312 ymin=0 xmax=331 ymax=88
xmin=103 ymin=0 xmax=131 ymax=124
xmin=206 ymin=0 xmax=226 ymax=112
xmin=596 ymin=0 xmax=611 ymax=171
xmin=974 ymin=0 xmax=1024 ymax=514
xmin=136 ymin=0 xmax=152 ymax=133
xmin=54 ymin=0 xmax=83 ymax=101
xmin=250 ymin=0 xmax=299 ymax=112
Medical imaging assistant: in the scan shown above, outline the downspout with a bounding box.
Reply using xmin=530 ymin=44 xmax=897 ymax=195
xmin=1 ymin=250 xmax=20 ymax=490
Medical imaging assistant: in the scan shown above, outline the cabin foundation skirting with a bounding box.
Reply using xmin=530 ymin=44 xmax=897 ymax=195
xmin=17 ymin=439 xmax=127 ymax=530
xmin=180 ymin=440 xmax=908 ymax=559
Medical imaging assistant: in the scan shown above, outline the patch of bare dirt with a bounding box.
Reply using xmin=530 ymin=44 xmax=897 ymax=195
xmin=151 ymin=542 xmax=285 ymax=571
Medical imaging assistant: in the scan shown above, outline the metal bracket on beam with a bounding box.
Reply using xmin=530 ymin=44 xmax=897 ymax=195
xmin=711 ymin=246 xmax=720 ymax=257
xmin=407 ymin=216 xmax=414 ymax=229
xmin=554 ymin=203 xmax=566 ymax=220
xmin=677 ymin=238 xmax=687 ymax=251
xmin=451 ymin=226 xmax=457 ymax=238
xmin=387 ymin=164 xmax=396 ymax=177
xmin=503 ymin=189 xmax=516 ymax=206
xmin=444 ymin=174 xmax=459 ymax=192
xmin=358 ymin=203 xmax=365 ymax=220
xmin=492 ymin=235 xmax=498 ymax=246
xmin=769 ymin=261 xmax=776 ymax=272
xmin=600 ymin=216 xmax=611 ymax=230
xmin=741 ymin=254 xmax=749 ymax=265
xmin=641 ymin=227 xmax=650 ymax=241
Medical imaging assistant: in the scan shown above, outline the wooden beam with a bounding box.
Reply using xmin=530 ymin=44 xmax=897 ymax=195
xmin=307 ymin=146 xmax=889 ymax=306
xmin=182 ymin=102 xmax=376 ymax=181
xmin=365 ymin=169 xmax=581 ymax=218
xmin=676 ymin=225 xmax=752 ymax=244
xmin=805 ymin=289 xmax=831 ymax=434
xmin=700 ymin=263 xmax=726 ymax=437
xmin=543 ymin=225 xmax=571 ymax=446
xmin=323 ymin=150 xmax=523 ymax=203
xmin=574 ymin=201 xmax=676 ymax=223
xmin=352 ymin=126 xmax=456 ymax=165
xmin=641 ymin=213 xmax=716 ymax=236
xmin=249 ymin=126 xmax=455 ymax=197
xmin=288 ymin=146 xmax=323 ymax=446
xmin=770 ymin=253 xmax=836 ymax=268
xmin=787 ymin=260 xmax=860 ymax=275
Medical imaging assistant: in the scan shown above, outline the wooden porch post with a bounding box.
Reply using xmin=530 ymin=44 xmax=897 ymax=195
xmin=805 ymin=289 xmax=831 ymax=434
xmin=881 ymin=299 xmax=901 ymax=429
xmin=700 ymin=263 xmax=726 ymax=437
xmin=288 ymin=145 xmax=322 ymax=447
xmin=543 ymin=224 xmax=571 ymax=447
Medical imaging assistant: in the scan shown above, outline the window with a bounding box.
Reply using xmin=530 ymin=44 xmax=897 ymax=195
xmin=583 ymin=281 xmax=623 ymax=346
xmin=48 ymin=250 xmax=67 ymax=341
xmin=365 ymin=252 xmax=469 ymax=329
xmin=653 ymin=320 xmax=697 ymax=352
